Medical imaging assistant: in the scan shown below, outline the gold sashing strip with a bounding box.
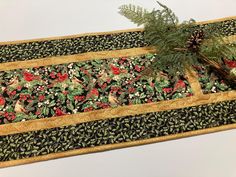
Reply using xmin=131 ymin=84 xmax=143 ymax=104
xmin=185 ymin=68 xmax=203 ymax=97
xmin=0 ymin=47 xmax=156 ymax=71
xmin=197 ymin=15 xmax=236 ymax=25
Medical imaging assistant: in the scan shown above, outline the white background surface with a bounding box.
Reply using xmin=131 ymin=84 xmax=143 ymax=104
xmin=0 ymin=0 xmax=236 ymax=177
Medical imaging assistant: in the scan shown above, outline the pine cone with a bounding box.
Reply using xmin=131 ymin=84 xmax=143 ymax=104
xmin=186 ymin=29 xmax=204 ymax=52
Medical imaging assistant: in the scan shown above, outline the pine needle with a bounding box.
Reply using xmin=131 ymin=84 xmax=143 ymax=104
xmin=118 ymin=4 xmax=149 ymax=26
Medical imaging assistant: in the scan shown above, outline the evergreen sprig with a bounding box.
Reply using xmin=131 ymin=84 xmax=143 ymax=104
xmin=119 ymin=1 xmax=236 ymax=85
xmin=119 ymin=4 xmax=149 ymax=26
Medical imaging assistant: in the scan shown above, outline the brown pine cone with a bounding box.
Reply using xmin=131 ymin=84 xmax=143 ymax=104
xmin=186 ymin=29 xmax=204 ymax=52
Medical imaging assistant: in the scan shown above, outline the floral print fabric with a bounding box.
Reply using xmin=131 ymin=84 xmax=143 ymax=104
xmin=0 ymin=54 xmax=192 ymax=124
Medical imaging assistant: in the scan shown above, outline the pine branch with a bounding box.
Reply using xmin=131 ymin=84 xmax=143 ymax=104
xmin=155 ymin=1 xmax=179 ymax=25
xmin=118 ymin=4 xmax=149 ymax=26
xmin=119 ymin=1 xmax=236 ymax=86
xmin=200 ymin=36 xmax=236 ymax=61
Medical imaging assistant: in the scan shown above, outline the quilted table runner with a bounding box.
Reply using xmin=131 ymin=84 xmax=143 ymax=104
xmin=0 ymin=16 xmax=235 ymax=168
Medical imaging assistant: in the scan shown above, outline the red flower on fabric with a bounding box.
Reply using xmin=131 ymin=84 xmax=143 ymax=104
xmin=162 ymin=87 xmax=173 ymax=93
xmin=111 ymin=86 xmax=121 ymax=93
xmin=111 ymin=65 xmax=120 ymax=75
xmin=150 ymin=82 xmax=155 ymax=87
xmin=57 ymin=73 xmax=68 ymax=82
xmin=19 ymin=94 xmax=30 ymax=101
xmin=187 ymin=93 xmax=193 ymax=97
xmin=50 ymin=71 xmax=56 ymax=79
xmin=98 ymin=102 xmax=110 ymax=109
xmin=119 ymin=60 xmax=125 ymax=64
xmin=74 ymin=95 xmax=85 ymax=101
xmin=47 ymin=84 xmax=54 ymax=88
xmin=135 ymin=75 xmax=142 ymax=81
xmin=90 ymin=88 xmax=99 ymax=96
xmin=4 ymin=112 xmax=8 ymax=117
xmin=10 ymin=114 xmax=16 ymax=121
xmin=80 ymin=68 xmax=89 ymax=75
xmin=62 ymin=91 xmax=69 ymax=95
xmin=84 ymin=106 xmax=94 ymax=112
xmin=39 ymin=95 xmax=45 ymax=101
xmin=55 ymin=108 xmax=64 ymax=116
xmin=224 ymin=59 xmax=236 ymax=68
xmin=17 ymin=86 xmax=22 ymax=91
xmin=101 ymin=83 xmax=107 ymax=90
xmin=9 ymin=90 xmax=16 ymax=96
xmin=102 ymin=104 xmax=110 ymax=109
xmin=106 ymin=78 xmax=111 ymax=83
xmin=23 ymin=71 xmax=35 ymax=81
xmin=173 ymin=80 xmax=186 ymax=92
xmin=39 ymin=86 xmax=45 ymax=91
xmin=74 ymin=95 xmax=79 ymax=101
xmin=128 ymin=87 xmax=136 ymax=93
xmin=4 ymin=112 xmax=16 ymax=121
xmin=0 ymin=96 xmax=5 ymax=105
xmin=135 ymin=65 xmax=141 ymax=72
xmin=220 ymin=80 xmax=225 ymax=84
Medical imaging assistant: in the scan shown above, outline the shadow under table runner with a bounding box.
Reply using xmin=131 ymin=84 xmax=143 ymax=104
xmin=0 ymin=16 xmax=236 ymax=168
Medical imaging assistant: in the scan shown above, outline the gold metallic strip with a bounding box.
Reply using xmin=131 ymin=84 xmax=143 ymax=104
xmin=0 ymin=47 xmax=156 ymax=71
xmin=0 ymin=90 xmax=235 ymax=136
xmin=197 ymin=15 xmax=236 ymax=25
xmin=224 ymin=35 xmax=236 ymax=43
xmin=1 ymin=122 xmax=236 ymax=168
xmin=185 ymin=68 xmax=203 ymax=97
